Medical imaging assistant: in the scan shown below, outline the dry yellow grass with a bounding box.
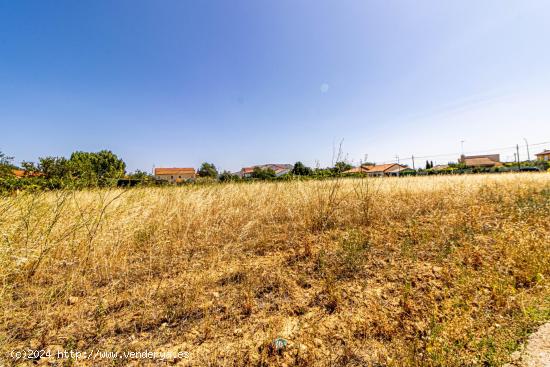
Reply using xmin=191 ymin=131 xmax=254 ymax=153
xmin=1 ymin=173 xmax=549 ymax=366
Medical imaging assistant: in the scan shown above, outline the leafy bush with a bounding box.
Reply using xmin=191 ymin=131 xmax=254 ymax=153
xmin=333 ymin=161 xmax=353 ymax=173
xmin=0 ymin=151 xmax=16 ymax=178
xmin=251 ymin=167 xmax=276 ymax=180
xmin=69 ymin=150 xmax=126 ymax=186
xmin=219 ymin=170 xmax=240 ymax=182
xmin=292 ymin=161 xmax=312 ymax=176
xmin=198 ymin=162 xmax=218 ymax=178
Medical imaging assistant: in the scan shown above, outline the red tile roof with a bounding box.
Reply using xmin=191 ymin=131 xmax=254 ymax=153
xmin=12 ymin=169 xmax=44 ymax=178
xmin=364 ymin=163 xmax=405 ymax=173
xmin=154 ymin=168 xmax=196 ymax=177
xmin=460 ymin=154 xmax=500 ymax=163
xmin=463 ymin=158 xmax=501 ymax=167
xmin=343 ymin=166 xmax=367 ymax=173
xmin=344 ymin=164 xmax=407 ymax=174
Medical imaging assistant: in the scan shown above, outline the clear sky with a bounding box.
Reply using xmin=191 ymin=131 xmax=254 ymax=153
xmin=1 ymin=0 xmax=549 ymax=172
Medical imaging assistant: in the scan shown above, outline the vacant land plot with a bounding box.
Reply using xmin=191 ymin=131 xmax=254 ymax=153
xmin=1 ymin=174 xmax=549 ymax=366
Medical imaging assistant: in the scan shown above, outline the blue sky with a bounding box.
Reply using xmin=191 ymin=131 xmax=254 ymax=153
xmin=1 ymin=0 xmax=549 ymax=172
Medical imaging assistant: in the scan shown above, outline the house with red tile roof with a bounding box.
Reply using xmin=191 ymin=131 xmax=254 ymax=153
xmin=154 ymin=167 xmax=196 ymax=183
xmin=12 ymin=169 xmax=44 ymax=178
xmin=343 ymin=166 xmax=366 ymax=174
xmin=344 ymin=163 xmax=408 ymax=176
xmin=237 ymin=164 xmax=292 ymax=178
xmin=535 ymin=149 xmax=550 ymax=161
xmin=459 ymin=154 xmax=502 ymax=167
xmin=12 ymin=169 xmax=26 ymax=178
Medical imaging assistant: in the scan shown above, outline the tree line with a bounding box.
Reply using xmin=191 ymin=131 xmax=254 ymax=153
xmin=211 ymin=161 xmax=354 ymax=182
xmin=0 ymin=150 xmax=126 ymax=191
xmin=1 ymin=148 xmax=548 ymax=193
xmin=0 ymin=149 xmax=356 ymax=192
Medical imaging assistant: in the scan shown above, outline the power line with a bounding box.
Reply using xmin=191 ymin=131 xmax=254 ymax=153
xmin=371 ymin=140 xmax=549 ymax=165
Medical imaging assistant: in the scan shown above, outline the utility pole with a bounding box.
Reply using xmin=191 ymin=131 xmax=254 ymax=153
xmin=516 ymin=144 xmax=521 ymax=171
xmin=411 ymin=155 xmax=415 ymax=170
xmin=524 ymin=138 xmax=531 ymax=161
xmin=395 ymin=155 xmax=400 ymax=177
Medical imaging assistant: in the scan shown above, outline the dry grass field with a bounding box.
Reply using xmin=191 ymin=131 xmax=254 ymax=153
xmin=1 ymin=173 xmax=549 ymax=366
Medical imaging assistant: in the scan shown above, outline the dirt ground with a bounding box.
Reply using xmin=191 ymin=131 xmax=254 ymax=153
xmin=504 ymin=322 xmax=550 ymax=367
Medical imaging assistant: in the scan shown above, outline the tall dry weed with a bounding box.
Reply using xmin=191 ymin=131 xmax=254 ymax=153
xmin=0 ymin=173 xmax=548 ymax=366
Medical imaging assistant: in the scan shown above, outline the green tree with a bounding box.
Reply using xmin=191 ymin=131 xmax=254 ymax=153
xmin=21 ymin=161 xmax=38 ymax=173
xmin=128 ymin=170 xmax=153 ymax=181
xmin=333 ymin=161 xmax=353 ymax=173
xmin=198 ymin=162 xmax=218 ymax=178
xmin=69 ymin=150 xmax=126 ymax=186
xmin=38 ymin=156 xmax=70 ymax=179
xmin=291 ymin=161 xmax=312 ymax=176
xmin=251 ymin=167 xmax=276 ymax=179
xmin=312 ymin=167 xmax=334 ymax=178
xmin=219 ymin=170 xmax=240 ymax=182
xmin=0 ymin=151 xmax=16 ymax=178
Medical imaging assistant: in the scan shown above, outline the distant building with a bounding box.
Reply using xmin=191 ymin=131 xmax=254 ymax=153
xmin=364 ymin=163 xmax=408 ymax=176
xmin=12 ymin=169 xmax=26 ymax=178
xmin=237 ymin=164 xmax=292 ymax=178
xmin=12 ymin=169 xmax=43 ymax=178
xmin=535 ymin=149 xmax=550 ymax=161
xmin=154 ymin=168 xmax=196 ymax=183
xmin=344 ymin=166 xmax=367 ymax=174
xmin=344 ymin=163 xmax=408 ymax=176
xmin=459 ymin=154 xmax=502 ymax=168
